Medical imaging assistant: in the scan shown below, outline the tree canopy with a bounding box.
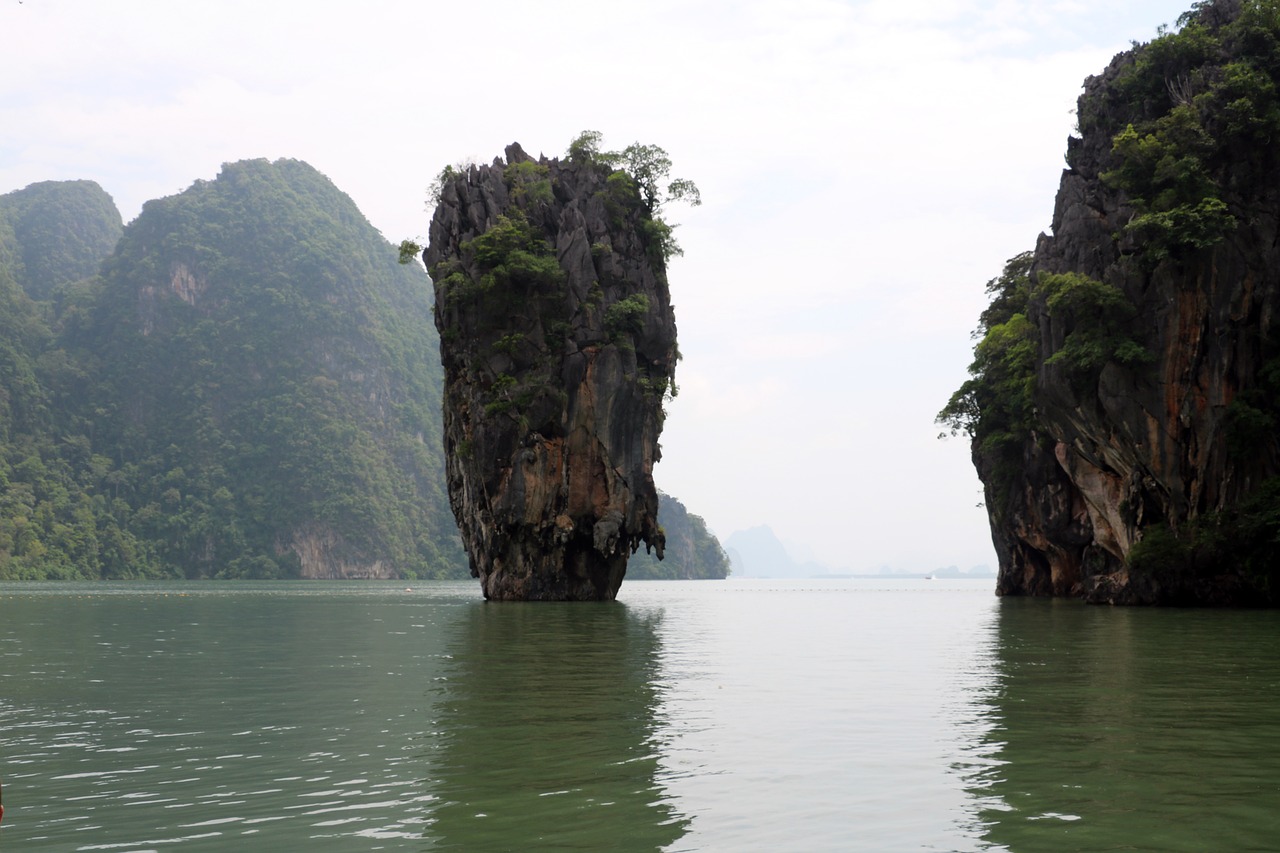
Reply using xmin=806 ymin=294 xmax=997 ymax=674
xmin=0 ymin=163 xmax=465 ymax=580
xmin=567 ymin=131 xmax=702 ymax=215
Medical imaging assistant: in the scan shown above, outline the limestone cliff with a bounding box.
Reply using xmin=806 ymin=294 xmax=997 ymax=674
xmin=426 ymin=143 xmax=677 ymax=600
xmin=955 ymin=0 xmax=1280 ymax=604
xmin=75 ymin=159 xmax=462 ymax=580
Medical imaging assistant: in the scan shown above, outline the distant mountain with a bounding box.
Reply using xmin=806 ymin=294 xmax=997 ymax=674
xmin=724 ymin=525 xmax=828 ymax=578
xmin=725 ymin=525 xmax=997 ymax=579
xmin=929 ymin=565 xmax=996 ymax=578
xmin=628 ymin=492 xmax=730 ymax=579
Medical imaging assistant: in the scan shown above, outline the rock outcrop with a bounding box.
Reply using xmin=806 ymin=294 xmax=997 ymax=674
xmin=286 ymin=524 xmax=396 ymax=580
xmin=426 ymin=143 xmax=676 ymax=600
xmin=965 ymin=0 xmax=1280 ymax=604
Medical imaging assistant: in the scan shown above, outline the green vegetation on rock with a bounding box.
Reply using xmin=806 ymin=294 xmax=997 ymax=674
xmin=0 ymin=162 xmax=465 ymax=580
xmin=1089 ymin=0 xmax=1280 ymax=262
xmin=1037 ymin=271 xmax=1150 ymax=381
xmin=937 ymin=253 xmax=1039 ymax=515
xmin=0 ymin=179 xmax=123 ymax=301
xmin=566 ymin=130 xmax=700 ymax=261
xmin=426 ymin=137 xmax=689 ymax=599
xmin=944 ymin=0 xmax=1280 ymax=604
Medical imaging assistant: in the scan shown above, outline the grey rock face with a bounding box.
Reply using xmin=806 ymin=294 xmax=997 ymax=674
xmin=983 ymin=8 xmax=1280 ymax=604
xmin=426 ymin=143 xmax=675 ymax=600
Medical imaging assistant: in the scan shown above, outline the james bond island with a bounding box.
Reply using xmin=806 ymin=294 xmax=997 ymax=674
xmin=942 ymin=0 xmax=1280 ymax=605
xmin=421 ymin=135 xmax=696 ymax=600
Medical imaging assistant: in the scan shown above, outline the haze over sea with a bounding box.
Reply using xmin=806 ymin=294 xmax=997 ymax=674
xmin=2 ymin=578 xmax=1279 ymax=851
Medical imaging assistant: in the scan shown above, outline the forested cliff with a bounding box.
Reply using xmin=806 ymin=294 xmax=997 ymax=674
xmin=0 ymin=161 xmax=463 ymax=578
xmin=943 ymin=0 xmax=1280 ymax=604
xmin=628 ymin=492 xmax=730 ymax=580
xmin=0 ymin=159 xmax=728 ymax=582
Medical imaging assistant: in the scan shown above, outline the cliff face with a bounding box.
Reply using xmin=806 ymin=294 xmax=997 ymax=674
xmin=73 ymin=158 xmax=462 ymax=580
xmin=971 ymin=0 xmax=1280 ymax=604
xmin=426 ymin=143 xmax=676 ymax=600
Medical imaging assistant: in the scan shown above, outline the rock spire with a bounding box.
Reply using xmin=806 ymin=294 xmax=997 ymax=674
xmin=426 ymin=143 xmax=677 ymax=600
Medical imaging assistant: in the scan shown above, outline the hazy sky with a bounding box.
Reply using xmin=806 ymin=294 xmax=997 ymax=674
xmin=2 ymin=0 xmax=1194 ymax=573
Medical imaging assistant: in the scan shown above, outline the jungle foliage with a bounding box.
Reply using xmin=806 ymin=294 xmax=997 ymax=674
xmin=1092 ymin=0 xmax=1280 ymax=261
xmin=0 ymin=162 xmax=465 ymax=579
xmin=0 ymin=179 xmax=122 ymax=301
xmin=937 ymin=253 xmax=1037 ymax=453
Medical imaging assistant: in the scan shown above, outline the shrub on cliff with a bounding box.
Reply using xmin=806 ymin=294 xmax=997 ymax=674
xmin=1037 ymin=271 xmax=1150 ymax=382
xmin=937 ymin=254 xmax=1039 ymax=518
xmin=938 ymin=253 xmax=1036 ymax=451
xmin=567 ymin=130 xmax=700 ymax=261
xmin=451 ymin=210 xmax=563 ymax=309
xmin=1127 ymin=479 xmax=1280 ymax=604
xmin=1096 ymin=0 xmax=1280 ymax=262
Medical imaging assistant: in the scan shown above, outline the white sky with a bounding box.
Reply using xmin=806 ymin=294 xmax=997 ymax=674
xmin=1 ymin=0 xmax=1193 ymax=573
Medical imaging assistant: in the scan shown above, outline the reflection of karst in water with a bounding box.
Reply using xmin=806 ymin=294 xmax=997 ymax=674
xmin=423 ymin=602 xmax=686 ymax=849
xmin=973 ymin=601 xmax=1280 ymax=851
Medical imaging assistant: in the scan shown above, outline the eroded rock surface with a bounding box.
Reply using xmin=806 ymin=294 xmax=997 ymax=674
xmin=977 ymin=0 xmax=1280 ymax=604
xmin=426 ymin=143 xmax=675 ymax=600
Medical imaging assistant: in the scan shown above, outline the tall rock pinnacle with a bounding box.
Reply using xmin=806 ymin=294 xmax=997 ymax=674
xmin=426 ymin=142 xmax=678 ymax=600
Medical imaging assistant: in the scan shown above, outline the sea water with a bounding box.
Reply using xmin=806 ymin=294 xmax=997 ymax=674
xmin=1 ymin=579 xmax=1278 ymax=851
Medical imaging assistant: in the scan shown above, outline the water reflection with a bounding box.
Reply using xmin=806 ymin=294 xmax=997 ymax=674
xmin=0 ymin=586 xmax=463 ymax=848
xmin=424 ymin=601 xmax=688 ymax=850
xmin=975 ymin=598 xmax=1280 ymax=852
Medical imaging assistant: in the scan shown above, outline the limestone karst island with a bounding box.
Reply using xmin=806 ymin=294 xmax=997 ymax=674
xmin=17 ymin=2 xmax=1280 ymax=609
xmin=422 ymin=138 xmax=689 ymax=600
xmin=942 ymin=0 xmax=1280 ymax=605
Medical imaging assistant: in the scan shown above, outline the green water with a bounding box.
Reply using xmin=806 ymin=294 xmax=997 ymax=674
xmin=976 ymin=598 xmax=1280 ymax=852
xmin=0 ymin=580 xmax=1278 ymax=851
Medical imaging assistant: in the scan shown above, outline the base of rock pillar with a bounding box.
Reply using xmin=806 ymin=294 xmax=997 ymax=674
xmin=477 ymin=541 xmax=627 ymax=601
